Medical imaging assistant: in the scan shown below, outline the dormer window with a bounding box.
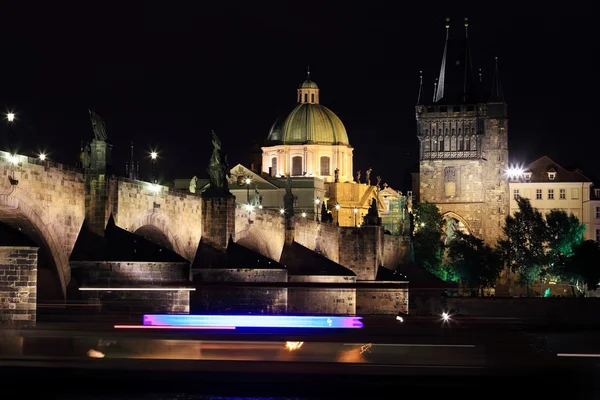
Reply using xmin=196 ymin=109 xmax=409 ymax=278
xmin=523 ymin=172 xmax=532 ymax=181
xmin=548 ymin=171 xmax=556 ymax=180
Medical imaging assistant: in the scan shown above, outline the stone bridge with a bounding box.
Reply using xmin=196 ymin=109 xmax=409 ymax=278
xmin=0 ymin=151 xmax=202 ymax=298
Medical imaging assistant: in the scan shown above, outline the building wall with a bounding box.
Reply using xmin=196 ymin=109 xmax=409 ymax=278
xmin=261 ymin=144 xmax=353 ymax=183
xmin=588 ymin=200 xmax=600 ymax=242
xmin=0 ymin=247 xmax=38 ymax=323
xmin=80 ymin=289 xmax=189 ymax=314
xmin=382 ymin=235 xmax=411 ymax=269
xmin=356 ymin=284 xmax=409 ymax=315
xmin=113 ymin=178 xmax=203 ymax=261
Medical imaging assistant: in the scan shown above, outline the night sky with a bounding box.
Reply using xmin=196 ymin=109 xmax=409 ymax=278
xmin=2 ymin=4 xmax=597 ymax=191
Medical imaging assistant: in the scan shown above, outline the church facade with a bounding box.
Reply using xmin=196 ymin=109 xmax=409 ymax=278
xmin=417 ymin=18 xmax=509 ymax=244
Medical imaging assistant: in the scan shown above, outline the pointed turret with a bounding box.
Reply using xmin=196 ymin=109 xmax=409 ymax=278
xmin=489 ymin=57 xmax=504 ymax=103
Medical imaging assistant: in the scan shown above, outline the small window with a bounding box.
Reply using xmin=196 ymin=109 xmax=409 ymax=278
xmin=513 ymin=189 xmax=519 ymax=200
xmin=559 ymin=189 xmax=566 ymax=200
xmin=304 ymin=93 xmax=308 ymax=102
xmin=292 ymin=156 xmax=303 ymax=176
xmin=596 ymin=228 xmax=600 ymax=243
xmin=596 ymin=206 xmax=600 ymax=219
xmin=320 ymin=156 xmax=331 ymax=176
xmin=311 ymin=93 xmax=315 ymax=103
xmin=595 ymin=188 xmax=600 ymax=197
xmin=548 ymin=189 xmax=554 ymax=200
xmin=548 ymin=172 xmax=556 ymax=180
xmin=271 ymin=157 xmax=277 ymax=174
xmin=536 ymin=189 xmax=542 ymax=200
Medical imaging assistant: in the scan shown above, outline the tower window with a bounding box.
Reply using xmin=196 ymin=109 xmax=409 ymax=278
xmin=548 ymin=189 xmax=554 ymax=200
xmin=311 ymin=93 xmax=315 ymax=102
xmin=559 ymin=189 xmax=566 ymax=200
xmin=320 ymin=156 xmax=331 ymax=176
xmin=304 ymin=93 xmax=308 ymax=103
xmin=292 ymin=156 xmax=303 ymax=176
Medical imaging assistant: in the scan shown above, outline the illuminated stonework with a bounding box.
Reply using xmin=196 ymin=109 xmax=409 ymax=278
xmin=261 ymin=75 xmax=353 ymax=182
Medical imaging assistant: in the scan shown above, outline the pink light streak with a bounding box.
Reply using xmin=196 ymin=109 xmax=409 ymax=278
xmin=114 ymin=325 xmax=236 ymax=330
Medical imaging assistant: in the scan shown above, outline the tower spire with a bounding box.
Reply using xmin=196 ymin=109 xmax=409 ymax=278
xmin=489 ymin=56 xmax=504 ymax=102
xmin=462 ymin=17 xmax=475 ymax=103
xmin=417 ymin=70 xmax=424 ymax=105
xmin=434 ymin=17 xmax=450 ymax=103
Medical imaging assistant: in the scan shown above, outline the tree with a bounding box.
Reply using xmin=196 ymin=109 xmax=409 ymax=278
xmin=546 ymin=209 xmax=585 ymax=275
xmin=498 ymin=197 xmax=548 ymax=292
xmin=412 ymin=202 xmax=446 ymax=280
xmin=447 ymin=231 xmax=503 ymax=296
xmin=562 ymin=240 xmax=600 ymax=294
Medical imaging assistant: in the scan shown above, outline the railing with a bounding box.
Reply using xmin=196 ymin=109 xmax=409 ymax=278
xmin=421 ymin=150 xmax=479 ymax=160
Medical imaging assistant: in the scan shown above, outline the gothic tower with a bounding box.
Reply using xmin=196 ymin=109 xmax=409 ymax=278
xmin=416 ymin=18 xmax=508 ymax=244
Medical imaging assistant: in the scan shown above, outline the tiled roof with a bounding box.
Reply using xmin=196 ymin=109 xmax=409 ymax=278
xmin=525 ymin=156 xmax=591 ymax=183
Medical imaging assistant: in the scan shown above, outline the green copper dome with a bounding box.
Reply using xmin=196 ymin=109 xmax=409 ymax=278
xmin=301 ymin=79 xmax=319 ymax=89
xmin=267 ymin=103 xmax=350 ymax=146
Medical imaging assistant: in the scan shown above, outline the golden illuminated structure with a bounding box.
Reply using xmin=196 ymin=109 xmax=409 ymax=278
xmin=261 ymin=71 xmax=353 ymax=182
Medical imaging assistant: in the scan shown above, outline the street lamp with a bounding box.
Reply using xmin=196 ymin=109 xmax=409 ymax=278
xmin=279 ymin=208 xmax=285 ymax=215
xmin=335 ymin=203 xmax=341 ymax=226
xmin=150 ymin=151 xmax=158 ymax=183
xmin=6 ymin=113 xmax=15 ymax=122
xmin=301 ymin=211 xmax=307 ymax=218
xmin=38 ymin=153 xmax=46 ymax=161
xmin=353 ymin=207 xmax=359 ymax=227
xmin=315 ymin=198 xmax=321 ymax=222
xmin=245 ymin=177 xmax=251 ymax=203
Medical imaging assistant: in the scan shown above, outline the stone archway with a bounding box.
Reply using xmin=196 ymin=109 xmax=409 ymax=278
xmin=131 ymin=211 xmax=186 ymax=260
xmin=0 ymin=194 xmax=68 ymax=298
xmin=442 ymin=211 xmax=472 ymax=244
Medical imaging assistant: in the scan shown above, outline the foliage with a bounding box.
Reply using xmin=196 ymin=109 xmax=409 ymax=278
xmin=561 ymin=240 xmax=600 ymax=291
xmin=446 ymin=231 xmax=503 ymax=294
xmin=498 ymin=197 xmax=548 ymax=288
xmin=412 ymin=202 xmax=446 ymax=280
xmin=545 ymin=209 xmax=585 ymax=275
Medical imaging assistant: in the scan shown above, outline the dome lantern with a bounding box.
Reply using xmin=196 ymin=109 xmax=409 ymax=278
xmin=297 ymin=67 xmax=319 ymax=104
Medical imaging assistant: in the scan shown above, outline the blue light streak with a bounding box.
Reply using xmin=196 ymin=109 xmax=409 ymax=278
xmin=143 ymin=314 xmax=363 ymax=329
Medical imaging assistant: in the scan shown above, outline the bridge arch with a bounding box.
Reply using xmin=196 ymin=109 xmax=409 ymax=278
xmin=0 ymin=193 xmax=69 ymax=298
xmin=441 ymin=211 xmax=472 ymax=235
xmin=130 ymin=211 xmax=186 ymax=260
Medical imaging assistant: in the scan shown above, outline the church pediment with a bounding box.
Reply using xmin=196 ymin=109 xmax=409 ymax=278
xmin=227 ymin=164 xmax=279 ymax=189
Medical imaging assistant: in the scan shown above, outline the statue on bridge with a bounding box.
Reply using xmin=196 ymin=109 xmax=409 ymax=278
xmin=365 ymin=167 xmax=372 ymax=186
xmin=189 ymin=176 xmax=198 ymax=194
xmin=88 ymin=110 xmax=108 ymax=141
xmin=283 ymin=175 xmax=295 ymax=218
xmin=252 ymin=184 xmax=262 ymax=207
xmin=206 ymin=131 xmax=231 ymax=195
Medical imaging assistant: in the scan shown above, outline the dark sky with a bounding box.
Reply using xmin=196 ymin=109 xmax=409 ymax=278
xmin=2 ymin=3 xmax=598 ymax=190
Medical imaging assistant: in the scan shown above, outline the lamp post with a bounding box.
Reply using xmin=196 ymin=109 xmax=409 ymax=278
xmin=245 ymin=177 xmax=251 ymax=204
xmin=335 ymin=203 xmax=341 ymax=226
xmin=315 ymin=197 xmax=321 ymax=222
xmin=5 ymin=112 xmax=16 ymax=156
xmin=150 ymin=151 xmax=158 ymax=183
xmin=38 ymin=153 xmax=46 ymax=161
xmin=353 ymin=207 xmax=359 ymax=227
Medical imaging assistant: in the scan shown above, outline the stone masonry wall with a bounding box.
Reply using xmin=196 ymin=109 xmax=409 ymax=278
xmin=113 ymin=178 xmax=203 ymax=261
xmin=80 ymin=289 xmax=189 ymax=314
xmin=0 ymin=247 xmax=38 ymax=323
xmin=201 ymin=195 xmax=235 ymax=252
xmin=195 ymin=268 xmax=288 ymax=283
xmin=382 ymin=235 xmax=410 ymax=268
xmin=235 ymin=208 xmax=286 ymax=262
xmin=0 ymin=153 xmax=85 ymax=295
xmin=338 ymin=226 xmax=382 ymax=281
xmin=74 ymin=261 xmax=191 ymax=286
xmin=288 ymin=287 xmax=355 ymax=315
xmin=192 ymin=285 xmax=287 ymax=314
xmin=356 ymin=284 xmax=409 ymax=315
xmin=293 ymin=218 xmax=340 ymax=263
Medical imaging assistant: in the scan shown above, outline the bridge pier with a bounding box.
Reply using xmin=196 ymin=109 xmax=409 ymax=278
xmin=0 ymin=246 xmax=38 ymax=324
xmin=84 ymin=139 xmax=113 ymax=236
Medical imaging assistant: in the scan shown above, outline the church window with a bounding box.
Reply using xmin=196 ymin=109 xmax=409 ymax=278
xmin=536 ymin=189 xmax=542 ymax=200
xmin=445 ymin=129 xmax=449 ymax=134
xmin=560 ymin=189 xmax=566 ymax=199
xmin=513 ymin=189 xmax=519 ymax=200
xmin=320 ymin=156 xmax=331 ymax=176
xmin=292 ymin=156 xmax=303 ymax=176
xmin=304 ymin=93 xmax=308 ymax=103
xmin=311 ymin=93 xmax=315 ymax=103
xmin=271 ymin=157 xmax=277 ymax=175
xmin=548 ymin=189 xmax=554 ymax=200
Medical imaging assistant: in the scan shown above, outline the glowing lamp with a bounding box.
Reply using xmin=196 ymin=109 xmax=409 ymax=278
xmin=245 ymin=177 xmax=251 ymax=185
xmin=38 ymin=153 xmax=46 ymax=161
xmin=258 ymin=204 xmax=263 ymax=209
xmin=280 ymin=208 xmax=285 ymax=214
xmin=505 ymin=165 xmax=524 ymax=180
xmin=245 ymin=204 xmax=254 ymax=211
xmin=301 ymin=212 xmax=307 ymax=218
xmin=150 ymin=151 xmax=158 ymax=160
xmin=315 ymin=198 xmax=320 ymax=205
xmin=335 ymin=204 xmax=341 ymax=210
xmin=6 ymin=112 xmax=15 ymax=122
xmin=353 ymin=207 xmax=358 ymax=214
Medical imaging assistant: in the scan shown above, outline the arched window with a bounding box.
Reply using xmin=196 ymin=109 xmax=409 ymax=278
xmin=445 ymin=136 xmax=451 ymax=151
xmin=311 ymin=93 xmax=315 ymax=103
xmin=304 ymin=93 xmax=308 ymax=103
xmin=438 ymin=136 xmax=444 ymax=152
xmin=464 ymin=136 xmax=470 ymax=151
xmin=471 ymin=135 xmax=477 ymax=150
xmin=458 ymin=136 xmax=464 ymax=151
xmin=292 ymin=156 xmax=303 ymax=176
xmin=320 ymin=156 xmax=331 ymax=176
xmin=271 ymin=157 xmax=277 ymax=174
